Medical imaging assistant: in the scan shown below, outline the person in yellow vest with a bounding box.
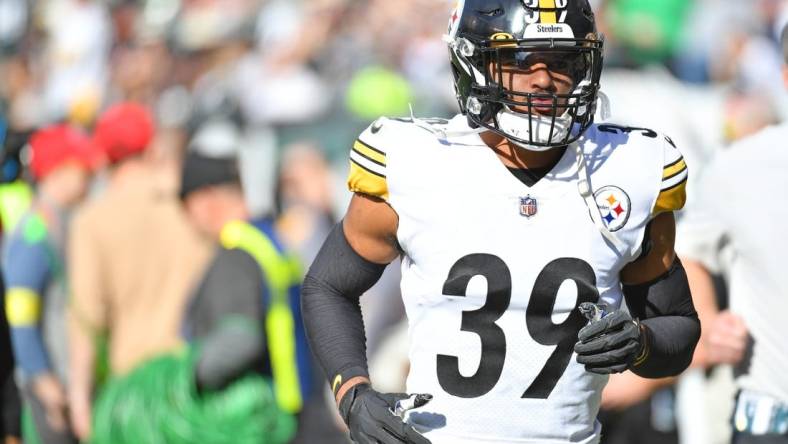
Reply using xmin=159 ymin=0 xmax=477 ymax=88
xmin=178 ymin=150 xmax=316 ymax=438
xmin=0 ymin=179 xmax=31 ymax=238
xmin=0 ymin=118 xmax=33 ymax=239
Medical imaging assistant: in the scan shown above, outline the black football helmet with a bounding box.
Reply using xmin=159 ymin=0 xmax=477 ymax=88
xmin=447 ymin=0 xmax=603 ymax=150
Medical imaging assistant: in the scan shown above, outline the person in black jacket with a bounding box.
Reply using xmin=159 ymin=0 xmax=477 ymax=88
xmin=1 ymin=270 xmax=22 ymax=443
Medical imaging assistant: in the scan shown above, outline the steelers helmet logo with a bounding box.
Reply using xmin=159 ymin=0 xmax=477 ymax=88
xmin=593 ymin=186 xmax=631 ymax=232
xmin=447 ymin=0 xmax=466 ymax=38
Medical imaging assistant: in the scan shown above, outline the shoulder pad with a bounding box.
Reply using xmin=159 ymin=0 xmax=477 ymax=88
xmin=586 ymin=122 xmax=687 ymax=215
xmin=346 ymin=116 xmax=453 ymax=201
xmin=347 ymin=118 xmax=393 ymax=200
xmin=653 ymin=135 xmax=688 ymax=215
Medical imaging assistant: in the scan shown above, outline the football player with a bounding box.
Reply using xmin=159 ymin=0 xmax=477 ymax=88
xmin=677 ymin=23 xmax=788 ymax=444
xmin=302 ymin=1 xmax=700 ymax=443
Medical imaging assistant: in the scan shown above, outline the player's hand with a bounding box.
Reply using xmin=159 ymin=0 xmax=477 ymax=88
xmin=338 ymin=383 xmax=432 ymax=444
xmin=705 ymin=310 xmax=748 ymax=365
xmin=574 ymin=309 xmax=643 ymax=374
xmin=68 ymin=390 xmax=93 ymax=439
xmin=32 ymin=373 xmax=69 ymax=432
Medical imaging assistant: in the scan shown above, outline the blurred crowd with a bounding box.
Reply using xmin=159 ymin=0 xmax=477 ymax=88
xmin=1 ymin=0 xmax=787 ymax=443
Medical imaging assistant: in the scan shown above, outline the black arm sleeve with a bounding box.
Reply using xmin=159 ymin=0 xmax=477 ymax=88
xmin=301 ymin=223 xmax=387 ymax=395
xmin=193 ymin=249 xmax=266 ymax=391
xmin=623 ymin=258 xmax=701 ymax=378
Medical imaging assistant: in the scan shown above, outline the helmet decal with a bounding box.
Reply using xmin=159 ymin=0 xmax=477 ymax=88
xmin=524 ymin=0 xmax=569 ymax=25
xmin=524 ymin=0 xmax=573 ymax=37
xmin=448 ymin=0 xmax=466 ymax=39
xmin=523 ymin=23 xmax=575 ymax=39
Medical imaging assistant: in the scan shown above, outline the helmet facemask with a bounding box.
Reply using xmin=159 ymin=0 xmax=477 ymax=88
xmin=451 ymin=35 xmax=603 ymax=151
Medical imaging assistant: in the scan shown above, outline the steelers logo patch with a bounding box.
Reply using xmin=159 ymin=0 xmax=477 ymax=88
xmin=594 ymin=186 xmax=631 ymax=232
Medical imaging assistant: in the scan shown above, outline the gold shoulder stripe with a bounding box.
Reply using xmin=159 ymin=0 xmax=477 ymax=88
xmin=354 ymin=140 xmax=386 ymax=165
xmin=352 ymin=144 xmax=386 ymax=168
xmin=5 ymin=288 xmax=41 ymax=326
xmin=653 ymin=177 xmax=687 ymax=214
xmin=663 ymin=164 xmax=688 ymax=182
xmin=662 ymin=158 xmax=686 ymax=179
xmin=348 ymin=161 xmax=389 ymax=200
xmin=356 ymin=138 xmax=385 ymax=155
xmin=663 ymin=156 xmax=684 ymax=169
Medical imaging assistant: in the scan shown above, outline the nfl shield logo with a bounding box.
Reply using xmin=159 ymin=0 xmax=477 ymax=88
xmin=520 ymin=196 xmax=537 ymax=218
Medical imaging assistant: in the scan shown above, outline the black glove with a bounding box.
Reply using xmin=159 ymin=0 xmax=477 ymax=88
xmin=574 ymin=309 xmax=645 ymax=374
xmin=338 ymin=383 xmax=432 ymax=444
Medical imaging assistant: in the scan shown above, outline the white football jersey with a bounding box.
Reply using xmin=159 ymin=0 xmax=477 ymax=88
xmin=678 ymin=123 xmax=788 ymax=403
xmin=347 ymin=115 xmax=687 ymax=443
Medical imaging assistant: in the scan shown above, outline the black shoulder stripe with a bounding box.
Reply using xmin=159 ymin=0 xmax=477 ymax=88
xmin=350 ymin=158 xmax=386 ymax=179
xmin=356 ymin=139 xmax=386 ymax=156
xmin=351 ymin=146 xmax=386 ymax=168
xmin=660 ymin=176 xmax=687 ymax=192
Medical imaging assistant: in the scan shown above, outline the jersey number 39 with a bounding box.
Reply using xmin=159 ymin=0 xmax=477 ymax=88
xmin=437 ymin=254 xmax=599 ymax=399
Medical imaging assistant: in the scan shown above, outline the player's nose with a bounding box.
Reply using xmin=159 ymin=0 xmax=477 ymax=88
xmin=526 ymin=63 xmax=555 ymax=91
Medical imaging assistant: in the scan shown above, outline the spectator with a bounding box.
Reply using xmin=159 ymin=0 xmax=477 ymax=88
xmin=40 ymin=0 xmax=111 ymax=125
xmin=178 ymin=148 xmax=341 ymax=442
xmin=275 ymin=142 xmax=336 ymax=267
xmin=2 ymin=124 xmax=102 ymax=443
xmin=67 ymin=103 xmax=210 ymax=440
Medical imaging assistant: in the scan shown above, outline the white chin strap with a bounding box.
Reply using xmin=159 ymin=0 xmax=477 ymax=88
xmin=496 ymin=106 xmax=572 ymax=151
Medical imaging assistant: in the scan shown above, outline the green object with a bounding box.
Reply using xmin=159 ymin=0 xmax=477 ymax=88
xmin=606 ymin=0 xmax=693 ymax=63
xmin=90 ymin=348 xmax=295 ymax=444
xmin=219 ymin=220 xmax=303 ymax=414
xmin=22 ymin=406 xmax=42 ymax=444
xmin=0 ymin=180 xmax=33 ymax=235
xmin=22 ymin=213 xmax=47 ymax=244
xmin=20 ymin=212 xmax=66 ymax=285
xmin=346 ymin=66 xmax=414 ymax=120
xmin=94 ymin=332 xmax=111 ymax=389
